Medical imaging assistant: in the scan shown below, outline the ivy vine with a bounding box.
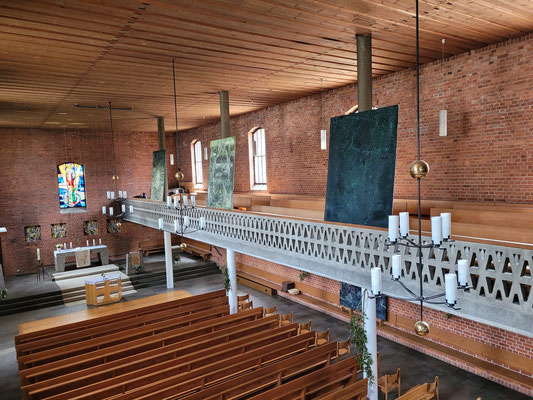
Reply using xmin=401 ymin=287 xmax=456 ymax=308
xmin=349 ymin=291 xmax=374 ymax=384
xmin=299 ymin=271 xmax=310 ymax=282
xmin=222 ymin=265 xmax=231 ymax=292
xmin=0 ymin=288 xmax=7 ymax=300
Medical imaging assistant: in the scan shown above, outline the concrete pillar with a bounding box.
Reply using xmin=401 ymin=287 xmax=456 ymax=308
xmin=219 ymin=91 xmax=230 ymax=138
xmin=164 ymin=231 xmax=174 ymax=289
xmin=363 ymin=293 xmax=378 ymax=400
xmin=226 ymin=249 xmax=238 ymax=314
xmin=157 ymin=116 xmax=169 ymax=200
xmin=356 ymin=34 xmax=372 ymax=112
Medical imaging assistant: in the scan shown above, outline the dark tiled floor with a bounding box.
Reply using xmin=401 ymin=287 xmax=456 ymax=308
xmin=0 ymin=272 xmax=529 ymax=400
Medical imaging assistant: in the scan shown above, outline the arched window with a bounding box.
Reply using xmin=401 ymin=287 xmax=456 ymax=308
xmin=191 ymin=140 xmax=203 ymax=187
xmin=248 ymin=127 xmax=267 ymax=190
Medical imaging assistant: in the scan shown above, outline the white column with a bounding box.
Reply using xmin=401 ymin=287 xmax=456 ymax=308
xmin=363 ymin=293 xmax=378 ymax=400
xmin=227 ymin=249 xmax=238 ymax=314
xmin=164 ymin=231 xmax=174 ymax=289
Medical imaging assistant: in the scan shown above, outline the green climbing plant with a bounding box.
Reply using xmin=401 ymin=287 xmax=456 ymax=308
xmin=0 ymin=288 xmax=7 ymax=300
xmin=222 ymin=265 xmax=231 ymax=292
xmin=349 ymin=292 xmax=374 ymax=384
xmin=299 ymin=271 xmax=310 ymax=282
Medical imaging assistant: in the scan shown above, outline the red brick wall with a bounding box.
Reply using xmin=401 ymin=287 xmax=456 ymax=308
xmin=178 ymin=34 xmax=533 ymax=203
xmin=0 ymin=127 xmax=178 ymax=276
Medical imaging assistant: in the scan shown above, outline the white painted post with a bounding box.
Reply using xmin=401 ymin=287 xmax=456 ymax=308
xmin=363 ymin=293 xmax=378 ymax=400
xmin=164 ymin=231 xmax=174 ymax=289
xmin=226 ymin=249 xmax=238 ymax=314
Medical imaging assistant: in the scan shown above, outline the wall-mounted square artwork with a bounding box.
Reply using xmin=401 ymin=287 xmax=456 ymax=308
xmin=24 ymin=225 xmax=41 ymax=242
xmin=51 ymin=223 xmax=67 ymax=239
xmin=84 ymin=220 xmax=98 ymax=236
xmin=339 ymin=282 xmax=387 ymax=321
xmin=151 ymin=149 xmax=166 ymax=202
xmin=107 ymin=218 xmax=121 ymax=234
xmin=58 ymin=162 xmax=86 ymax=209
xmin=325 ymin=106 xmax=398 ymax=228
xmin=207 ymin=136 xmax=236 ymax=210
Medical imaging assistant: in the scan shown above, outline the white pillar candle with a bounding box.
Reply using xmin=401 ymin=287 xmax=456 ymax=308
xmin=391 ymin=254 xmax=401 ymax=279
xmin=441 ymin=212 xmax=451 ymax=239
xmin=174 ymin=219 xmax=179 ymax=232
xmin=123 ymin=191 xmax=127 ymax=198
xmin=173 ymin=195 xmax=179 ymax=208
xmin=37 ymin=248 xmax=40 ymax=261
xmin=167 ymin=196 xmax=172 ymax=207
xmin=458 ymin=259 xmax=469 ymax=286
xmin=63 ymin=242 xmax=67 ymax=249
xmin=431 ymin=216 xmax=442 ymax=245
xmin=110 ymin=191 xmax=115 ymax=200
xmin=99 ymin=238 xmax=102 ymax=245
xmin=121 ymin=204 xmax=126 ymax=213
xmin=86 ymin=240 xmax=89 ymax=246
xmin=129 ymin=205 xmax=134 ymax=214
xmin=70 ymin=242 xmax=73 ymax=248
xmin=388 ymin=215 xmax=399 ymax=242
xmin=200 ymin=216 xmax=206 ymax=229
xmin=118 ymin=190 xmax=123 ymax=198
xmin=109 ymin=207 xmax=113 ymax=216
xmin=184 ymin=216 xmax=189 ymax=227
xmin=107 ymin=191 xmax=111 ymax=200
xmin=191 ymin=195 xmax=196 ymax=207
xmin=170 ymin=154 xmax=174 ymax=165
xmin=445 ymin=273 xmax=457 ymax=305
xmin=399 ymin=212 xmax=410 ymax=237
xmin=158 ymin=218 xmax=164 ymax=230
xmin=183 ymin=195 xmax=188 ymax=207
xmin=371 ymin=267 xmax=382 ymax=295
xmin=92 ymin=239 xmax=95 ymax=246
xmin=102 ymin=206 xmax=106 ymax=215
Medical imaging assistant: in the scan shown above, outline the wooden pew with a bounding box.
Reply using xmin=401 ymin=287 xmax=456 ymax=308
xmin=397 ymin=376 xmax=439 ymax=400
xmin=315 ymin=378 xmax=368 ymax=400
xmin=430 ymin=208 xmax=533 ymax=230
xmin=32 ymin=325 xmax=311 ymax=400
xmin=135 ymin=342 xmax=339 ymax=400
xmin=16 ymin=296 xmax=228 ymax=358
xmin=22 ymin=315 xmax=282 ymax=399
xmin=270 ymin=198 xmax=326 ymax=211
xmin=247 ymin=356 xmax=360 ymax=400
xmin=252 ymin=204 xmax=324 ymax=220
xmin=139 ymin=236 xmax=180 ymax=256
xmin=18 ymin=307 xmax=263 ymax=386
xmin=15 ymin=290 xmax=226 ymax=346
xmin=180 ymin=237 xmax=211 ymax=260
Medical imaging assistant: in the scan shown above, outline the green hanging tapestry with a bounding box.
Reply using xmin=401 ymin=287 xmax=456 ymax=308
xmin=151 ymin=149 xmax=166 ymax=202
xmin=207 ymin=137 xmax=236 ymax=210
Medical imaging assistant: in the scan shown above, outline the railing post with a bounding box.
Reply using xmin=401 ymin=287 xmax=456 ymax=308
xmin=227 ymin=249 xmax=238 ymax=313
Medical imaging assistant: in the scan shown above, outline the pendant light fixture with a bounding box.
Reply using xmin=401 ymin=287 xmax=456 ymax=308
xmin=172 ymin=59 xmax=185 ymax=183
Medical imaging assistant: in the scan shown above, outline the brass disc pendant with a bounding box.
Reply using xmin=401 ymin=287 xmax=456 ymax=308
xmin=409 ymin=160 xmax=429 ymax=179
xmin=414 ymin=320 xmax=430 ymax=336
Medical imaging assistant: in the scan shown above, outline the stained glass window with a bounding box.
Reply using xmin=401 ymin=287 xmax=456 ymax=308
xmin=57 ymin=162 xmax=86 ymax=208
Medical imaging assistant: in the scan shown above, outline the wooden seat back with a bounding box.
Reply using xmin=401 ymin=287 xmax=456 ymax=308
xmin=315 ymin=378 xmax=368 ymax=400
xmin=299 ymin=320 xmax=312 ymax=334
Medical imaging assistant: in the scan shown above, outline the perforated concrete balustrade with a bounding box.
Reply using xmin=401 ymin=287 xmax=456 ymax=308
xmin=123 ymin=199 xmax=532 ymax=337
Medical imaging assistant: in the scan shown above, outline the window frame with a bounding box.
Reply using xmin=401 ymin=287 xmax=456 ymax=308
xmin=191 ymin=140 xmax=203 ymax=188
xmin=248 ymin=127 xmax=267 ymax=191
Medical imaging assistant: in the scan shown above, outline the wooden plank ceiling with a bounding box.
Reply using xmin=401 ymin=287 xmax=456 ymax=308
xmin=0 ymin=0 xmax=532 ymax=132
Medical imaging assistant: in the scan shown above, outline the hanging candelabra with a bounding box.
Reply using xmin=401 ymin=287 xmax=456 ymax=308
xmin=368 ymin=0 xmax=470 ymax=337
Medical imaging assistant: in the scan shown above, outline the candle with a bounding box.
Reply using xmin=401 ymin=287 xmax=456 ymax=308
xmin=371 ymin=267 xmax=382 ymax=295
xmin=158 ymin=218 xmax=164 ymax=230
xmin=107 ymin=191 xmax=111 ymax=200
xmin=191 ymin=195 xmax=196 ymax=207
xmin=123 ymin=191 xmax=127 ymax=198
xmin=102 ymin=206 xmax=106 ymax=215
xmin=174 ymin=196 xmax=179 ymax=208
xmin=399 ymin=212 xmax=410 ymax=237
xmin=170 ymin=154 xmax=174 ymax=165
xmin=167 ymin=196 xmax=172 ymax=207
xmin=445 ymin=273 xmax=457 ymax=305
xmin=99 ymin=238 xmax=102 ymax=245
xmin=174 ymin=219 xmax=179 ymax=232
xmin=184 ymin=216 xmax=189 ymax=227
xmin=458 ymin=259 xmax=469 ymax=286
xmin=200 ymin=216 xmax=206 ymax=229
xmin=391 ymin=254 xmax=401 ymax=279
xmin=37 ymin=248 xmax=40 ymax=261
xmin=129 ymin=205 xmax=134 ymax=214
xmin=64 ymin=242 xmax=67 ymax=249
xmin=431 ymin=216 xmax=442 ymax=245
xmin=388 ymin=215 xmax=399 ymax=242
xmin=86 ymin=240 xmax=89 ymax=246
xmin=183 ymin=195 xmax=188 ymax=207
xmin=118 ymin=190 xmax=123 ymax=198
xmin=70 ymin=242 xmax=73 ymax=248
xmin=441 ymin=212 xmax=451 ymax=239
xmin=109 ymin=207 xmax=113 ymax=216
xmin=93 ymin=239 xmax=96 ymax=246
xmin=121 ymin=204 xmax=126 ymax=213
xmin=110 ymin=191 xmax=115 ymax=200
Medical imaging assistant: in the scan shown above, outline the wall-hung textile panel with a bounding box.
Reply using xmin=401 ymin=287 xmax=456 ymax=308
xmin=340 ymin=282 xmax=388 ymax=321
xmin=151 ymin=149 xmax=166 ymax=202
xmin=207 ymin=137 xmax=236 ymax=210
xmin=325 ymin=106 xmax=398 ymax=228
